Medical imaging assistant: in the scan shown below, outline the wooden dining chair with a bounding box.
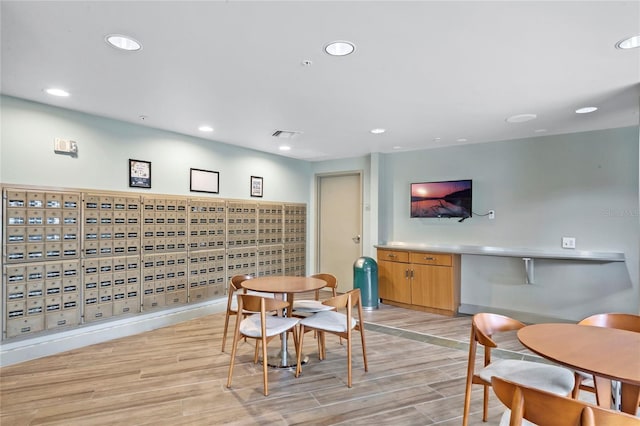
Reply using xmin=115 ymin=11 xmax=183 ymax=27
xmin=291 ymin=273 xmax=338 ymax=316
xmin=462 ymin=313 xmax=575 ymax=426
xmin=492 ymin=376 xmax=640 ymax=426
xmin=221 ymin=274 xmax=253 ymax=352
xmin=226 ymin=294 xmax=300 ymax=396
xmin=295 ymin=288 xmax=368 ymax=388
xmin=572 ymin=313 xmax=640 ymax=406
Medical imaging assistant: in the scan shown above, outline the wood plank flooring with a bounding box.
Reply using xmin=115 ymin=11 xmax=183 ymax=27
xmin=0 ymin=301 xmax=579 ymax=425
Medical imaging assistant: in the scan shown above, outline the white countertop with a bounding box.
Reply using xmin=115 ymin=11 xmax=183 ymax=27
xmin=376 ymin=242 xmax=625 ymax=262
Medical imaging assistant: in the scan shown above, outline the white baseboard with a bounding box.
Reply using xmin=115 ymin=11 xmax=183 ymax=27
xmin=0 ymin=299 xmax=226 ymax=367
xmin=459 ymin=303 xmax=572 ymax=324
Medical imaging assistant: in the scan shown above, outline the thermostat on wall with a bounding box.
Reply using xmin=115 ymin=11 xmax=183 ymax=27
xmin=54 ymin=138 xmax=78 ymax=155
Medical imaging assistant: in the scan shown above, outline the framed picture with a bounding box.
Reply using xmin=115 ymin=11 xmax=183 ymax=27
xmin=190 ymin=168 xmax=219 ymax=194
xmin=129 ymin=159 xmax=151 ymax=188
xmin=250 ymin=176 xmax=263 ymax=197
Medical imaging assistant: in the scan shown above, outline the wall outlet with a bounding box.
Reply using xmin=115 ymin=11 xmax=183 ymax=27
xmin=54 ymin=138 xmax=78 ymax=154
xmin=561 ymin=237 xmax=576 ymax=249
xmin=488 ymin=210 xmax=495 ymax=220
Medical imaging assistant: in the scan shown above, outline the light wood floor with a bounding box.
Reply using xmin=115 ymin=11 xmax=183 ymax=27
xmin=0 ymin=300 xmax=573 ymax=425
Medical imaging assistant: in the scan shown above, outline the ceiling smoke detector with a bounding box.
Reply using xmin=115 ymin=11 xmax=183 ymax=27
xmin=272 ymin=130 xmax=303 ymax=139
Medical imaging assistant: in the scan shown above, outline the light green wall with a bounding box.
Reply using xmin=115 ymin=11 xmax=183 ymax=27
xmin=0 ymin=96 xmax=312 ymax=202
xmin=3 ymin=95 xmax=638 ymax=322
xmin=379 ymin=127 xmax=639 ymax=320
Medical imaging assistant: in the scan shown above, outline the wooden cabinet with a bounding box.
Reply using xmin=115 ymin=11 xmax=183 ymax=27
xmin=377 ymin=248 xmax=460 ymax=316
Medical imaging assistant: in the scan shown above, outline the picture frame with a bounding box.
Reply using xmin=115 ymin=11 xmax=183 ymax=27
xmin=190 ymin=168 xmax=219 ymax=194
xmin=129 ymin=159 xmax=151 ymax=188
xmin=250 ymin=176 xmax=263 ymax=198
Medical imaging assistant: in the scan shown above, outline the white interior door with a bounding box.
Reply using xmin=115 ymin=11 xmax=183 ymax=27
xmin=317 ymin=173 xmax=362 ymax=293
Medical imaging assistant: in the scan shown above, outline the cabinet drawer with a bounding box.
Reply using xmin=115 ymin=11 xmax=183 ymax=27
xmin=409 ymin=252 xmax=452 ymax=266
xmin=377 ymin=249 xmax=409 ymax=263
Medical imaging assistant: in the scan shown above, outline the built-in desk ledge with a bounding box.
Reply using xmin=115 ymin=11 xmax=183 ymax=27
xmin=375 ymin=242 xmax=625 ymax=284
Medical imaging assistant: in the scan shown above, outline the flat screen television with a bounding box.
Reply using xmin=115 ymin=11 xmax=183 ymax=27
xmin=410 ymin=180 xmax=472 ymax=218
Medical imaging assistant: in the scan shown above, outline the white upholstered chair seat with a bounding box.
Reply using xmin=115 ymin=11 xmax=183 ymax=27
xmin=299 ymin=310 xmax=357 ymax=333
xmin=292 ymin=300 xmax=335 ymax=313
xmin=478 ymin=359 xmax=575 ymax=396
xmin=240 ymin=314 xmax=300 ymax=338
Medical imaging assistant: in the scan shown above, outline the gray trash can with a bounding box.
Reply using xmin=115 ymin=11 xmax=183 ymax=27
xmin=353 ymin=256 xmax=378 ymax=310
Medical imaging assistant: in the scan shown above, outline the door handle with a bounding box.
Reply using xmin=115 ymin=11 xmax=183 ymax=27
xmin=352 ymin=235 xmax=361 ymax=244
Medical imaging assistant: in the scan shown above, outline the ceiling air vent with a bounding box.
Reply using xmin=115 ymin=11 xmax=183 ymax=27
xmin=272 ymin=130 xmax=303 ymax=139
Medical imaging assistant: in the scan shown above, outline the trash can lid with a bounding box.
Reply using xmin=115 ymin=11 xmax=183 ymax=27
xmin=354 ymin=256 xmax=377 ymax=269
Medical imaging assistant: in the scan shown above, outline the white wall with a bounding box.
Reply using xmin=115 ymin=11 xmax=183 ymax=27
xmin=378 ymin=127 xmax=639 ymax=321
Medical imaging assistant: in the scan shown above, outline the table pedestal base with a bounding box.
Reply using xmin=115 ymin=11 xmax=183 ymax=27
xmin=266 ymin=350 xmax=309 ymax=369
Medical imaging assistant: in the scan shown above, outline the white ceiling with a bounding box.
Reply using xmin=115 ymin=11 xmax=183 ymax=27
xmin=2 ymin=1 xmax=639 ymax=161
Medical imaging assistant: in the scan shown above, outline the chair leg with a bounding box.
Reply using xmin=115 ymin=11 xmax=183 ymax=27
xmin=593 ymin=375 xmax=612 ymax=408
xmin=482 ymin=383 xmax=489 ymax=422
xmin=261 ymin=334 xmax=269 ymax=396
xmin=296 ymin=325 xmax=306 ymax=377
xmin=347 ymin=334 xmax=352 ymax=388
xmin=462 ymin=378 xmax=473 ymax=426
xmin=221 ymin=312 xmax=233 ymax=352
xmin=226 ymin=327 xmax=241 ymax=389
xmin=253 ymin=339 xmax=260 ymax=363
xmin=358 ymin=326 xmax=368 ymax=372
xmin=572 ymin=372 xmax=584 ymax=399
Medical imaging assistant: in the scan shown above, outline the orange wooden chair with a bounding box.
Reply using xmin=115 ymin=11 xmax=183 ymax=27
xmin=295 ymin=288 xmax=368 ymax=388
xmin=221 ymin=274 xmax=253 ymax=352
xmin=572 ymin=313 xmax=640 ymax=407
xmin=492 ymin=376 xmax=640 ymax=426
xmin=462 ymin=313 xmax=575 ymax=426
xmin=226 ymin=294 xmax=299 ymax=396
xmin=291 ymin=273 xmax=338 ymax=316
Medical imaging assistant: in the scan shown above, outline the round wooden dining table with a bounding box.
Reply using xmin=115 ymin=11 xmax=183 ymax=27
xmin=517 ymin=323 xmax=640 ymax=415
xmin=242 ymin=275 xmax=326 ymax=368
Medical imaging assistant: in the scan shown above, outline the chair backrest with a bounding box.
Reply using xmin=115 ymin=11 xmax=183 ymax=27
xmin=578 ymin=313 xmax=640 ymax=333
xmin=238 ymin=293 xmax=288 ymax=314
xmin=321 ymin=288 xmax=363 ymax=329
xmin=310 ymin=273 xmax=338 ymax=299
xmin=226 ymin=274 xmax=253 ymax=312
xmin=322 ymin=287 xmax=360 ymax=310
xmin=311 ymin=273 xmax=337 ymax=289
xmin=472 ymin=313 xmax=526 ymax=348
xmin=230 ymin=274 xmax=253 ymax=292
xmin=491 ymin=376 xmax=640 ymax=426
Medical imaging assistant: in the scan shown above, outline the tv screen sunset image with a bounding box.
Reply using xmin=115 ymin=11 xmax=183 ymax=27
xmin=411 ymin=180 xmax=472 ymax=218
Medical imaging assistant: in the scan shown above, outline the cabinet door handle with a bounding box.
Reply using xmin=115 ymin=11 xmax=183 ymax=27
xmin=423 ymin=256 xmax=435 ymax=261
xmin=387 ymin=253 xmax=396 ymax=258
xmin=410 ymin=269 xmax=414 ymax=278
xmin=404 ymin=269 xmax=409 ymax=279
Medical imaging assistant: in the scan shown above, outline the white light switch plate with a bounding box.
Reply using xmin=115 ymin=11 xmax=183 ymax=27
xmin=562 ymin=237 xmax=576 ymax=249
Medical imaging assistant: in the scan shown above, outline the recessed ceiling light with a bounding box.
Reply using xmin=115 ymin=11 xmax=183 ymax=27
xmin=433 ymin=137 xmax=441 ymax=142
xmin=506 ymin=113 xmax=537 ymax=123
xmin=534 ymin=129 xmax=547 ymax=133
xmin=45 ymin=88 xmax=70 ymax=97
xmin=106 ymin=34 xmax=142 ymax=51
xmin=575 ymin=107 xmax=598 ymax=114
xmin=456 ymin=138 xmax=468 ymax=143
xmin=324 ymin=41 xmax=355 ymax=56
xmin=370 ymin=128 xmax=386 ymax=134
xmin=392 ymin=146 xmax=402 ymax=150
xmin=198 ymin=125 xmax=214 ymax=132
xmin=616 ymin=35 xmax=640 ymax=49
xmin=279 ymin=145 xmax=291 ymax=151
